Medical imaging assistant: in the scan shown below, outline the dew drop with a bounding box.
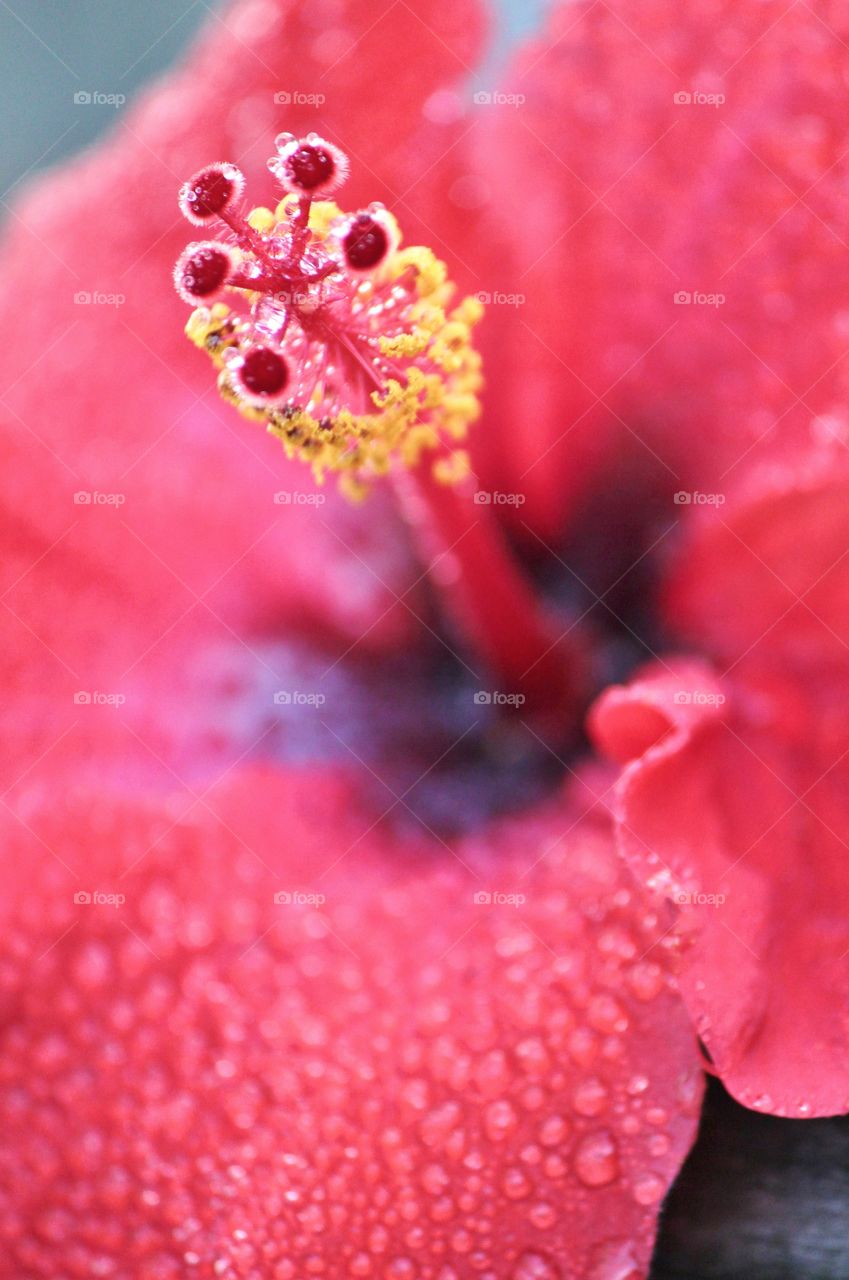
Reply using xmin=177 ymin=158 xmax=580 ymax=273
xmin=483 ymin=1099 xmax=518 ymax=1141
xmin=573 ymin=1131 xmax=619 ymax=1188
xmin=572 ymin=1078 xmax=609 ymax=1117
xmin=474 ymin=1050 xmax=511 ymax=1098
xmin=450 ymin=1228 xmax=473 ymax=1254
xmin=648 ymin=1133 xmax=670 ymax=1157
xmin=385 ymin=1259 xmax=417 ymax=1279
xmin=632 ymin=1171 xmax=666 ymax=1205
xmin=625 ymin=961 xmax=664 ymax=1002
xmin=567 ymin=1028 xmax=598 ymax=1067
xmin=511 ymin=1251 xmax=560 ymax=1280
xmin=538 ymin=1114 xmax=569 ymax=1147
xmin=502 ymin=1166 xmax=532 ymax=1200
xmin=421 ymin=1163 xmax=449 ymax=1196
xmin=72 ymin=940 xmax=113 ymax=989
xmin=587 ymin=995 xmax=629 ymax=1034
xmin=419 ymin=1101 xmax=461 ymax=1149
xmin=521 ymin=1085 xmax=545 ymax=1112
xmin=515 ymin=1038 xmax=550 ymax=1076
xmin=528 ymin=1201 xmax=556 ymax=1230
xmin=587 ymin=1237 xmax=642 ymax=1280
xmin=429 ymin=1195 xmax=455 ymax=1223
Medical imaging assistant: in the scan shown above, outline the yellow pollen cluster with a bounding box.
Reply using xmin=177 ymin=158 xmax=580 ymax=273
xmin=184 ymin=199 xmax=483 ymax=500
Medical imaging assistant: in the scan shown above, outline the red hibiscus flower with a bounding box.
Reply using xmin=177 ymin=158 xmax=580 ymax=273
xmin=0 ymin=0 xmax=843 ymax=1275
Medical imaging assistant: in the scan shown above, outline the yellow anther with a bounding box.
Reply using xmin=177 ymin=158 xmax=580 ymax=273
xmin=432 ymin=449 xmax=471 ymax=485
xmin=247 ymin=206 xmax=276 ymax=232
xmin=184 ymin=209 xmax=483 ymax=496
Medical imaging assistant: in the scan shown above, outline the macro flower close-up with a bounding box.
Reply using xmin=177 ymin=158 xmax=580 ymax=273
xmin=2 ymin=0 xmax=849 ymax=1275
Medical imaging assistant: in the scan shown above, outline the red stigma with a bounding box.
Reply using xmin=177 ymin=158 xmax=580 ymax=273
xmin=268 ymin=132 xmax=350 ymax=198
xmin=179 ymin=163 xmax=245 ymax=225
xmin=236 ymin=346 xmax=290 ymax=401
xmin=288 ymin=144 xmax=335 ymax=191
xmin=343 ymin=213 xmax=390 ymax=270
xmin=174 ymin=243 xmax=234 ymax=302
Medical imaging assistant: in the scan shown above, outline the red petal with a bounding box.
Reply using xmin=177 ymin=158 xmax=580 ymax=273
xmin=0 ymin=774 xmax=702 ymax=1275
xmin=591 ymin=650 xmax=849 ymax=1117
xmin=460 ymin=0 xmax=849 ymax=538
xmin=665 ymin=450 xmax=849 ymax=675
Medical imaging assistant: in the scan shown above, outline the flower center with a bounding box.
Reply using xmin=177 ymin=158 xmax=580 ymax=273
xmin=175 ymin=134 xmax=482 ymax=500
xmin=173 ymin=133 xmax=586 ymax=740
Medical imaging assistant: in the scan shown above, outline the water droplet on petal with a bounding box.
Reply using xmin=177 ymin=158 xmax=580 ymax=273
xmin=587 ymin=1238 xmax=642 ymax=1280
xmin=483 ymin=1099 xmax=518 ymax=1141
xmin=538 ymin=1114 xmax=569 ymax=1147
xmin=632 ymin=1171 xmax=666 ymax=1205
xmin=574 ymin=1131 xmax=619 ymax=1187
xmin=625 ymin=961 xmax=664 ymax=1001
xmin=501 ymin=1167 xmax=532 ymax=1200
xmin=528 ymin=1201 xmax=556 ymax=1230
xmin=572 ymin=1077 xmax=609 ymax=1117
xmin=511 ymin=1251 xmax=561 ymax=1280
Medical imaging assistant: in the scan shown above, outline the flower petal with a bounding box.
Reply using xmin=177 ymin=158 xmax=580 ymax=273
xmin=665 ymin=451 xmax=849 ymax=676
xmin=591 ymin=649 xmax=849 ymax=1116
xmin=462 ymin=0 xmax=849 ymax=537
xmin=0 ymin=773 xmax=702 ymax=1276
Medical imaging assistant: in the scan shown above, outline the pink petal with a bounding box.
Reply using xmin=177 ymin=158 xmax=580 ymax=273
xmin=665 ymin=450 xmax=849 ymax=676
xmin=591 ymin=649 xmax=849 ymax=1116
xmin=460 ymin=0 xmax=849 ymax=537
xmin=0 ymin=773 xmax=703 ymax=1276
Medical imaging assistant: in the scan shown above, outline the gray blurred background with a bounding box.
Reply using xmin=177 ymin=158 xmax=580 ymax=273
xmin=0 ymin=0 xmax=217 ymax=200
